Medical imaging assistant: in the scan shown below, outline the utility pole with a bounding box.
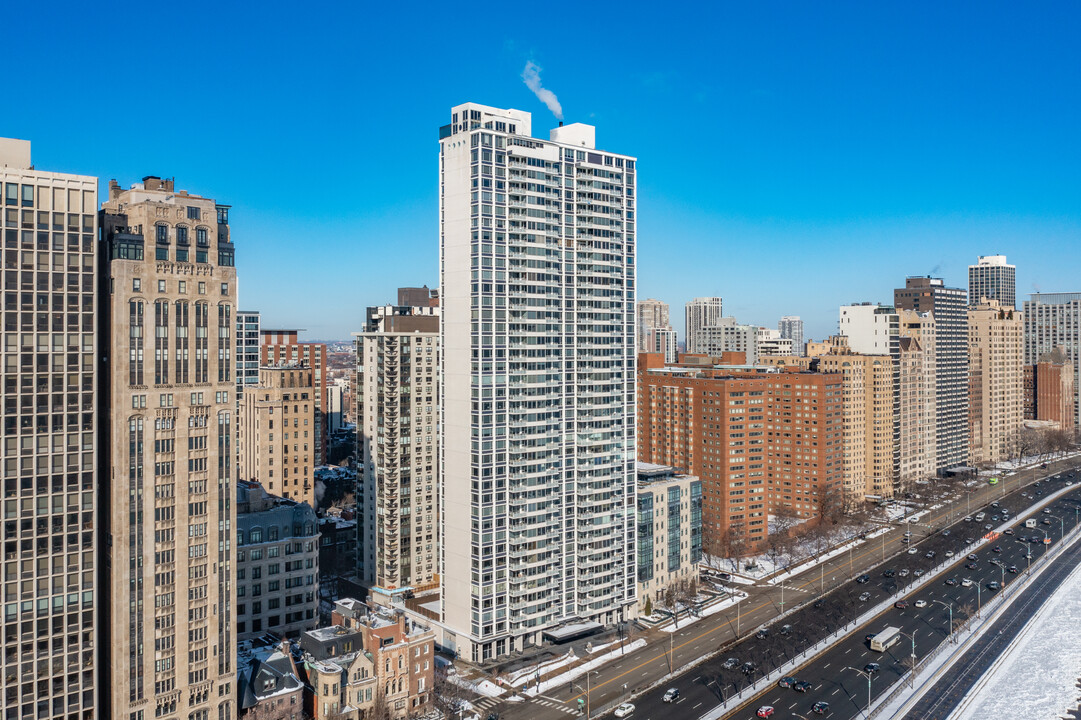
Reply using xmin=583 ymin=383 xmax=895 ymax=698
xmin=846 ymin=666 xmax=873 ymax=719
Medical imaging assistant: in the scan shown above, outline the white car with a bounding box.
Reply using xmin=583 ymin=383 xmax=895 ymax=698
xmin=908 ymin=547 xmax=918 ymax=554
xmin=614 ymin=703 xmax=636 ymax=718
xmin=945 ymin=550 xmax=954 ymax=557
xmin=961 ymin=578 xmax=973 ymax=587
xmin=914 ymin=599 xmax=928 ymax=608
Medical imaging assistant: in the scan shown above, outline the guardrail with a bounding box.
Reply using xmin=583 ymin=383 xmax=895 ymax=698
xmin=868 ymin=506 xmax=1081 ymax=719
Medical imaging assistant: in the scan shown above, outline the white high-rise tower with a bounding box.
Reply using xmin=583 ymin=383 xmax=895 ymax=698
xmin=685 ymin=297 xmax=723 ymax=353
xmin=439 ymin=103 xmax=637 ymax=662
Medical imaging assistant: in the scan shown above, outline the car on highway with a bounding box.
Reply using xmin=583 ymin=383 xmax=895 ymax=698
xmin=908 ymin=547 xmax=919 ymax=554
xmin=914 ymin=599 xmax=928 ymax=608
xmin=945 ymin=550 xmax=955 ymax=557
xmin=942 ymin=529 xmax=951 ymax=536
xmin=925 ymin=550 xmax=936 ymax=558
xmin=742 ymin=662 xmax=756 ymax=675
xmin=894 ymin=600 xmax=909 ymax=609
xmin=984 ymin=524 xmax=994 ymax=530
xmin=865 ymin=633 xmax=876 ymax=643
xmin=662 ymin=688 xmax=679 ymax=702
xmin=1043 ymin=519 xmax=1053 ymax=525
xmin=614 ymin=703 xmax=635 ymax=718
xmin=794 ymin=680 xmax=812 ymax=692
xmin=778 ymin=677 xmax=796 ymax=689
xmin=722 ymin=657 xmax=739 ymax=670
xmin=988 ymin=581 xmax=1001 ymax=591
xmin=1044 ymin=508 xmax=1052 ymax=514
xmin=864 ymin=662 xmax=881 ymax=674
xmin=1008 ymin=565 xmax=1019 ymax=573
xmin=859 ymin=592 xmax=871 ymax=602
xmin=964 ymin=516 xmax=973 ymax=522
xmin=856 ymin=574 xmax=870 ymax=584
xmin=964 ymin=537 xmax=974 ymax=544
xmin=992 ymin=546 xmax=1002 ymax=553
xmin=883 ymin=569 xmax=896 ymax=578
xmin=780 ymin=624 xmax=793 ymax=636
xmin=965 ymin=562 xmax=978 ymax=570
xmin=812 ymin=701 xmax=831 ymax=715
xmin=945 ymin=577 xmax=958 ymax=586
xmin=914 ymin=568 xmax=925 ymax=577
xmin=1003 ymin=528 xmax=1014 ymax=535
xmin=898 ymin=568 xmax=910 ymax=577
xmin=968 ymin=554 xmax=978 ymax=561
xmin=756 ymin=707 xmax=775 ymax=718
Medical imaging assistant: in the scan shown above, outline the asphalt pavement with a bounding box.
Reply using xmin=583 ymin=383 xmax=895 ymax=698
xmin=625 ymin=471 xmax=1081 ymax=720
xmin=484 ymin=458 xmax=1080 ymax=720
xmin=898 ymin=516 xmax=1081 ymax=720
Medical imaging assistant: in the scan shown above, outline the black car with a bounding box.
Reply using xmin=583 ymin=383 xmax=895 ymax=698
xmin=813 ymin=702 xmax=830 ymax=715
xmin=813 ymin=599 xmax=825 ymax=609
xmin=794 ymin=680 xmax=813 ymax=692
xmin=741 ymin=662 xmax=756 ymax=675
xmin=883 ymin=569 xmax=896 ymax=578
xmin=856 ymin=574 xmax=870 ymax=584
xmin=864 ymin=663 xmax=881 ymax=674
xmin=965 ymin=562 xmax=978 ymax=570
xmin=780 ymin=624 xmax=793 ymax=636
xmin=944 ymin=577 xmax=958 ymax=586
xmin=992 ymin=546 xmax=1002 ymax=553
xmin=722 ymin=657 xmax=739 ymax=670
xmin=756 ymin=628 xmax=770 ymax=639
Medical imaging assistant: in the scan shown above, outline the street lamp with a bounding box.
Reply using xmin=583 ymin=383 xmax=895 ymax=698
xmin=898 ymin=630 xmax=918 ymax=687
xmin=934 ymin=599 xmax=955 ymax=642
xmin=846 ymin=666 xmax=874 ymax=719
xmin=1014 ymin=539 xmax=1032 ymax=575
xmin=1051 ymin=515 xmax=1065 ymax=539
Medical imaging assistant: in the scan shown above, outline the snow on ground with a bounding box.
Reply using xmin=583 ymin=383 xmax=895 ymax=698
xmin=952 ymin=558 xmax=1081 ymax=720
xmin=522 ymin=640 xmax=648 ymax=696
xmin=505 ymin=651 xmax=576 ymax=686
xmin=448 ymin=675 xmax=506 ymax=697
xmin=661 ymin=591 xmax=747 ymax=632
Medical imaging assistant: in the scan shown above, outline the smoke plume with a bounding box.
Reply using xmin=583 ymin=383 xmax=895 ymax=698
xmin=522 ymin=61 xmax=563 ymax=120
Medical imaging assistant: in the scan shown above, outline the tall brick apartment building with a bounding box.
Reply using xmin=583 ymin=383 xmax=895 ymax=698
xmin=637 ymin=353 xmax=844 ymax=550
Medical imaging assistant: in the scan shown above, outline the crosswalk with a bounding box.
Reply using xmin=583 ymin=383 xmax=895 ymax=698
xmin=472 ymin=696 xmax=500 ymax=711
xmin=531 ymin=696 xmax=579 ymax=716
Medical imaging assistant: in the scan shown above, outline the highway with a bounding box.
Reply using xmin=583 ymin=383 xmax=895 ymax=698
xmin=485 ymin=459 xmax=1080 ymax=720
xmin=897 ymin=518 xmax=1081 ymax=719
xmin=615 ymin=470 xmax=1081 ymax=720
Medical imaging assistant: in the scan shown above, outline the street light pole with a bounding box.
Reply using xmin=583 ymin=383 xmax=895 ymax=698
xmin=846 ymin=666 xmax=873 ymax=719
xmin=934 ymin=600 xmax=954 ymax=642
xmin=899 ymin=630 xmax=917 ymax=687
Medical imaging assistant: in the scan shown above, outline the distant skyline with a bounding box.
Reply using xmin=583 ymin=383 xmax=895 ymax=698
xmin=5 ymin=1 xmax=1079 ymax=340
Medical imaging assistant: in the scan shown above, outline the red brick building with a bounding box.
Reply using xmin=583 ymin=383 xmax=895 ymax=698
xmin=637 ymin=353 xmax=844 ymax=550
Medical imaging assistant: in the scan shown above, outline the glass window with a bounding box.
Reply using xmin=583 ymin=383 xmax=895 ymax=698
xmin=176 ymin=226 xmax=188 ymax=245
xmin=156 ymin=247 xmax=169 ymax=261
xmin=156 ymin=225 xmax=168 ymax=242
xmin=133 ymin=279 xmax=141 ymax=292
xmin=4 ymin=184 xmax=17 ymax=205
xmin=20 ymin=185 xmax=33 ymax=207
xmin=196 ymin=228 xmax=208 ymax=245
xmin=176 ymin=248 xmax=188 ymax=262
xmin=187 ymin=206 xmax=200 ymax=220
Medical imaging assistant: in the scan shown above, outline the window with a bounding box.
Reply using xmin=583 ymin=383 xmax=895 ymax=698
xmin=156 ymin=225 xmax=168 ymax=242
xmin=156 ymin=246 xmax=169 ymax=261
xmin=178 ymin=281 xmax=186 ymax=293
xmin=221 ymin=283 xmax=229 ymax=296
xmin=196 ymin=249 xmax=208 ymax=263
xmin=187 ymin=206 xmax=200 ymax=220
xmin=133 ymin=278 xmax=141 ymax=292
xmin=158 ymin=280 xmax=166 ymax=293
xmin=176 ymin=226 xmax=188 ymax=245
xmin=196 ymin=227 xmax=208 ymax=245
xmin=176 ymin=248 xmax=188 ymax=262
xmin=198 ymin=282 xmax=206 ymax=294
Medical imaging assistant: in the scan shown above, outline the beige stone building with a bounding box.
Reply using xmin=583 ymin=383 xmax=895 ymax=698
xmin=100 ymin=176 xmax=236 ymax=719
xmin=968 ymin=300 xmax=1024 ymax=465
xmin=238 ymin=365 xmax=317 ymax=506
xmin=813 ymin=339 xmax=896 ymax=501
xmin=355 ymin=302 xmax=439 ymax=591
xmin=635 ymin=464 xmax=701 ymax=615
xmin=0 ymin=138 xmax=100 ymax=720
xmin=898 ymin=310 xmax=937 ymax=488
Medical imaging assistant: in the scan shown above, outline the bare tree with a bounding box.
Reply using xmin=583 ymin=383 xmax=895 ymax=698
xmin=432 ymin=664 xmax=469 ymax=718
xmin=368 ymin=688 xmax=393 ymax=720
xmin=724 ymin=522 xmax=749 ymax=572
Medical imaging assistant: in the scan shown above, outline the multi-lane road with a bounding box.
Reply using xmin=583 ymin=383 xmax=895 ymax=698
xmin=485 ymin=459 xmax=1079 ymax=720
xmin=616 ymin=469 xmax=1081 ymax=720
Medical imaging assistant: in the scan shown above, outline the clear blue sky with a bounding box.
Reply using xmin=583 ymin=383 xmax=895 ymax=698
xmin=5 ymin=2 xmax=1079 ymax=340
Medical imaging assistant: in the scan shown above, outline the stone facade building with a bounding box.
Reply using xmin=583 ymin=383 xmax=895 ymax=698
xmin=236 ymin=481 xmax=319 ymax=641
xmin=238 ymin=365 xmax=318 ymax=506
xmin=967 ymin=300 xmax=1024 ymax=465
xmin=636 ymin=463 xmax=702 ymax=613
xmin=99 ymin=175 xmax=236 ymax=719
